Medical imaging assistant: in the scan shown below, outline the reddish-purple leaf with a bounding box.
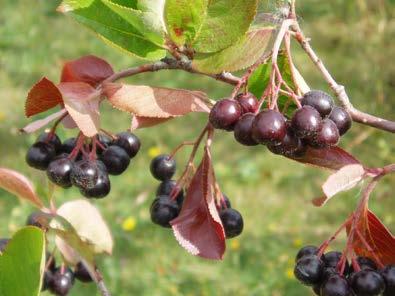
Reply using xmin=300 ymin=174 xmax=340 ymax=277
xmin=60 ymin=55 xmax=114 ymax=87
xmin=131 ymin=116 xmax=172 ymax=130
xmin=25 ymin=77 xmax=63 ymax=117
xmin=171 ymin=151 xmax=226 ymax=260
xmin=20 ymin=109 xmax=68 ymax=133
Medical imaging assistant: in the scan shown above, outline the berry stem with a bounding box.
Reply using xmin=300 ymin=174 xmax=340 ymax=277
xmin=100 ymin=129 xmax=117 ymax=140
xmin=69 ymin=132 xmax=85 ymax=160
xmin=168 ymin=141 xmax=196 ymax=160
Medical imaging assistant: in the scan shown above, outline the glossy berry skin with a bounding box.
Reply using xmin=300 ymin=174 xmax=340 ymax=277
xmin=310 ymin=119 xmax=340 ymax=148
xmin=252 ymin=109 xmax=287 ymax=145
xmin=49 ymin=268 xmax=75 ymax=296
xmin=291 ymin=106 xmax=323 ymax=139
xmin=61 ymin=138 xmax=77 ymax=154
xmin=329 ymin=106 xmax=352 ymax=136
xmin=323 ymin=251 xmax=343 ymax=269
xmin=233 ymin=113 xmax=259 ymax=146
xmin=80 ymin=168 xmax=110 ymax=199
xmin=209 ymin=99 xmax=242 ymax=131
xmin=321 ymin=274 xmax=352 ymax=296
xmin=150 ymin=154 xmax=176 ymax=181
xmin=102 ymin=146 xmax=130 ymax=175
xmin=301 ymin=90 xmax=334 ymax=117
xmin=26 ymin=142 xmax=56 ymax=170
xmin=74 ymin=262 xmax=93 ymax=283
xmin=220 ymin=208 xmax=243 ymax=239
xmin=37 ymin=132 xmax=62 ymax=152
xmin=351 ymin=269 xmax=385 ymax=296
xmin=47 ymin=156 xmax=73 ymax=188
xmin=294 ymin=255 xmax=324 ymax=286
xmin=156 ymin=180 xmax=184 ymax=206
xmin=26 ymin=211 xmax=47 ymax=230
xmin=0 ymin=238 xmax=10 ymax=252
xmin=236 ymin=92 xmax=259 ymax=114
xmin=95 ymin=134 xmax=113 ymax=155
xmin=150 ymin=195 xmax=180 ymax=228
xmin=381 ymin=265 xmax=395 ymax=295
xmin=70 ymin=160 xmax=99 ymax=189
xmin=295 ymin=245 xmax=319 ymax=262
xmin=268 ymin=127 xmax=306 ymax=157
xmin=114 ymin=132 xmax=140 ymax=158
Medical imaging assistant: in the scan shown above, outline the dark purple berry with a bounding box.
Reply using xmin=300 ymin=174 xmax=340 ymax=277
xmin=233 ymin=113 xmax=259 ymax=146
xmin=268 ymin=127 xmax=306 ymax=157
xmin=236 ymin=92 xmax=259 ymax=114
xmin=26 ymin=211 xmax=47 ymax=230
xmin=291 ymin=106 xmax=323 ymax=139
xmin=220 ymin=208 xmax=243 ymax=239
xmin=310 ymin=119 xmax=340 ymax=148
xmin=217 ymin=194 xmax=232 ymax=211
xmin=251 ymin=109 xmax=286 ymax=145
xmin=301 ymin=90 xmax=334 ymax=117
xmin=74 ymin=262 xmax=93 ymax=283
xmin=321 ymin=274 xmax=352 ymax=296
xmin=79 ymin=167 xmax=110 ymax=199
xmin=329 ymin=106 xmax=352 ymax=136
xmin=70 ymin=160 xmax=100 ymax=189
xmin=209 ymin=99 xmax=242 ymax=131
xmin=294 ymin=255 xmax=324 ymax=286
xmin=295 ymin=245 xmax=319 ymax=262
xmin=96 ymin=134 xmax=113 ymax=154
xmin=113 ymin=132 xmax=140 ymax=158
xmin=49 ymin=267 xmax=74 ymax=296
xmin=46 ymin=156 xmax=73 ymax=188
xmin=102 ymin=146 xmax=130 ymax=175
xmin=351 ymin=269 xmax=385 ymax=296
xmin=381 ymin=265 xmax=395 ymax=296
xmin=42 ymin=270 xmax=53 ymax=291
xmin=313 ymin=283 xmax=322 ymax=295
xmin=324 ymin=251 xmax=343 ymax=269
xmin=150 ymin=154 xmax=176 ymax=181
xmin=356 ymin=257 xmax=378 ymax=271
xmin=61 ymin=138 xmax=77 ymax=154
xmin=0 ymin=238 xmax=10 ymax=252
xmin=37 ymin=132 xmax=62 ymax=152
xmin=26 ymin=142 xmax=56 ymax=170
xmin=156 ymin=180 xmax=184 ymax=206
xmin=150 ymin=195 xmax=180 ymax=228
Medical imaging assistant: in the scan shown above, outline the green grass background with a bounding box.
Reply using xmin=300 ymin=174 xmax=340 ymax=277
xmin=0 ymin=1 xmax=394 ymax=295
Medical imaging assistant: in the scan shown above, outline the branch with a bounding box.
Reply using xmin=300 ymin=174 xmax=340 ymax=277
xmin=291 ymin=23 xmax=395 ymax=133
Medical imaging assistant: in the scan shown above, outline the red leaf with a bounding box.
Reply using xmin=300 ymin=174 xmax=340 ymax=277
xmin=288 ymin=146 xmax=360 ymax=171
xmin=131 ymin=116 xmax=172 ymax=130
xmin=61 ymin=55 xmax=114 ymax=87
xmin=20 ymin=109 xmax=68 ymax=134
xmin=171 ymin=151 xmax=226 ymax=260
xmin=25 ymin=77 xmax=63 ymax=117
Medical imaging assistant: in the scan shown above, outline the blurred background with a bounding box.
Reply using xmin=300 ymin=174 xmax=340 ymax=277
xmin=0 ymin=0 xmax=394 ymax=295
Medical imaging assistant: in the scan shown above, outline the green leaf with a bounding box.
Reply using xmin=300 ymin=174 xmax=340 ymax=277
xmin=60 ymin=0 xmax=166 ymax=60
xmin=193 ymin=27 xmax=274 ymax=74
xmin=0 ymin=227 xmax=45 ymax=296
xmin=247 ymin=62 xmax=271 ymax=98
xmin=192 ymin=0 xmax=258 ymax=53
xmin=164 ymin=0 xmax=208 ymax=46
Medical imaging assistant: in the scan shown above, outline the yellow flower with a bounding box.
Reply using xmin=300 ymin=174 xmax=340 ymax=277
xmin=148 ymin=146 xmax=161 ymax=158
xmin=285 ymin=267 xmax=295 ymax=279
xmin=293 ymin=238 xmax=303 ymax=248
xmin=122 ymin=217 xmax=137 ymax=232
xmin=230 ymin=239 xmax=240 ymax=251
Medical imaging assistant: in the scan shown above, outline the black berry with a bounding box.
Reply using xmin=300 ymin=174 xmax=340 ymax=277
xmin=156 ymin=180 xmax=184 ymax=206
xmin=310 ymin=119 xmax=340 ymax=148
xmin=381 ymin=265 xmax=395 ymax=296
xmin=74 ymin=262 xmax=93 ymax=283
xmin=37 ymin=132 xmax=62 ymax=152
xmin=26 ymin=211 xmax=47 ymax=230
xmin=47 ymin=156 xmax=73 ymax=188
xmin=209 ymin=99 xmax=242 ymax=131
xmin=49 ymin=267 xmax=74 ymax=296
xmin=0 ymin=238 xmax=10 ymax=252
xmin=113 ymin=132 xmax=140 ymax=158
xmin=70 ymin=160 xmax=99 ymax=189
xmin=329 ymin=106 xmax=352 ymax=136
xmin=218 ymin=194 xmax=232 ymax=211
xmin=268 ymin=127 xmax=306 ymax=157
xmin=356 ymin=257 xmax=378 ymax=271
xmin=295 ymin=245 xmax=319 ymax=262
xmin=220 ymin=208 xmax=243 ymax=239
xmin=79 ymin=166 xmax=110 ymax=199
xmin=351 ymin=269 xmax=385 ymax=296
xmin=251 ymin=109 xmax=286 ymax=145
xmin=150 ymin=154 xmax=176 ymax=181
xmin=294 ymin=255 xmax=324 ymax=286
xmin=291 ymin=106 xmax=323 ymax=139
xmin=150 ymin=195 xmax=180 ymax=228
xmin=236 ymin=92 xmax=259 ymax=114
xmin=61 ymin=138 xmax=77 ymax=154
xmin=26 ymin=142 xmax=56 ymax=170
xmin=321 ymin=274 xmax=351 ymax=296
xmin=96 ymin=134 xmax=113 ymax=154
xmin=301 ymin=90 xmax=334 ymax=117
xmin=101 ymin=146 xmax=130 ymax=175
xmin=233 ymin=113 xmax=259 ymax=146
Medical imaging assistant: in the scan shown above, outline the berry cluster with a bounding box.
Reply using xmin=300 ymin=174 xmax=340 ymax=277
xmin=294 ymin=245 xmax=395 ymax=296
xmin=26 ymin=131 xmax=140 ymax=199
xmin=149 ymin=155 xmax=244 ymax=238
xmin=209 ymin=91 xmax=352 ymax=158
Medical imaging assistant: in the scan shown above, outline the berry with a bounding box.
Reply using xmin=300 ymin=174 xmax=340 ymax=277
xmin=294 ymin=255 xmax=324 ymax=286
xmin=356 ymin=257 xmax=377 ymax=271
xmin=295 ymin=245 xmax=319 ymax=262
xmin=321 ymin=274 xmax=351 ymax=296
xmin=49 ymin=267 xmax=74 ymax=296
xmin=268 ymin=127 xmax=306 ymax=157
xmin=47 ymin=156 xmax=73 ymax=188
xmin=209 ymin=99 xmax=242 ymax=131
xmin=324 ymin=251 xmax=343 ymax=269
xmin=313 ymin=283 xmax=322 ymax=295
xmin=26 ymin=142 xmax=56 ymax=170
xmin=74 ymin=262 xmax=93 ymax=283
xmin=80 ymin=167 xmax=110 ymax=199
xmin=150 ymin=196 xmax=180 ymax=228
xmin=37 ymin=132 xmax=62 ymax=152
xmin=220 ymin=208 xmax=243 ymax=239
xmin=70 ymin=160 xmax=100 ymax=189
xmin=236 ymin=92 xmax=259 ymax=114
xmin=0 ymin=238 xmax=10 ymax=252
xmin=113 ymin=132 xmax=140 ymax=158
xmin=61 ymin=138 xmax=77 ymax=154
xmin=310 ymin=119 xmax=340 ymax=148
xmin=251 ymin=109 xmax=287 ymax=145
xmin=381 ymin=265 xmax=395 ymax=296
xmin=42 ymin=270 xmax=54 ymax=291
xmin=233 ymin=113 xmax=259 ymax=146
xmin=291 ymin=106 xmax=323 ymax=139
xmin=26 ymin=211 xmax=47 ymax=230
xmin=301 ymin=90 xmax=334 ymax=117
xmin=150 ymin=154 xmax=176 ymax=181
xmin=96 ymin=134 xmax=113 ymax=155
xmin=156 ymin=180 xmax=184 ymax=206
xmin=101 ymin=146 xmax=130 ymax=175
xmin=218 ymin=194 xmax=232 ymax=211
xmin=351 ymin=269 xmax=385 ymax=296
xmin=329 ymin=106 xmax=352 ymax=136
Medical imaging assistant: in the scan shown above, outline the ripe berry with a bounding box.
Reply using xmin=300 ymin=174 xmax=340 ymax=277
xmin=150 ymin=195 xmax=180 ymax=228
xmin=114 ymin=132 xmax=140 ymax=158
xmin=26 ymin=211 xmax=47 ymax=230
xmin=47 ymin=156 xmax=73 ymax=188
xmin=61 ymin=138 xmax=77 ymax=154
xmin=381 ymin=265 xmax=395 ymax=296
xmin=310 ymin=119 xmax=340 ymax=148
xmin=233 ymin=113 xmax=259 ymax=146
xmin=313 ymin=283 xmax=322 ymax=295
xmin=268 ymin=127 xmax=306 ymax=157
xmin=26 ymin=142 xmax=56 ymax=170
xmin=156 ymin=180 xmax=184 ymax=206
xmin=356 ymin=257 xmax=377 ymax=271
xmin=74 ymin=262 xmax=93 ymax=283
xmin=323 ymin=251 xmax=343 ymax=269
xmin=236 ymin=92 xmax=259 ymax=114
xmin=291 ymin=105 xmax=322 ymax=138
xmin=209 ymin=99 xmax=242 ymax=131
xmin=351 ymin=269 xmax=385 ymax=296
xmin=218 ymin=194 xmax=232 ymax=211
xmin=0 ymin=238 xmax=9 ymax=252
xmin=37 ymin=132 xmax=62 ymax=152
xmin=295 ymin=245 xmax=319 ymax=262
xmin=294 ymin=255 xmax=324 ymax=286
xmin=220 ymin=208 xmax=243 ymax=239
xmin=150 ymin=154 xmax=176 ymax=181
xmin=251 ymin=109 xmax=286 ymax=145
xmin=321 ymin=274 xmax=351 ymax=296
xmin=79 ymin=167 xmax=110 ymax=199
xmin=70 ymin=160 xmax=99 ymax=189
xmin=301 ymin=90 xmax=334 ymax=117
xmin=102 ymin=146 xmax=130 ymax=175
xmin=96 ymin=134 xmax=113 ymax=155
xmin=329 ymin=106 xmax=352 ymax=136
xmin=49 ymin=267 xmax=75 ymax=296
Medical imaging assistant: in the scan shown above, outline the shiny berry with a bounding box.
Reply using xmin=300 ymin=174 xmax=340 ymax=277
xmin=61 ymin=138 xmax=77 ymax=154
xmin=310 ymin=119 xmax=340 ymax=148
xmin=49 ymin=267 xmax=75 ymax=296
xmin=37 ymin=132 xmax=62 ymax=152
xmin=209 ymin=99 xmax=242 ymax=131
xmin=291 ymin=106 xmax=323 ymax=139
xmin=150 ymin=154 xmax=176 ymax=181
xmin=114 ymin=132 xmax=140 ymax=158
xmin=96 ymin=134 xmax=113 ymax=154
xmin=268 ymin=127 xmax=306 ymax=157
xmin=321 ymin=274 xmax=351 ymax=296
xmin=233 ymin=113 xmax=259 ymax=146
xmin=74 ymin=262 xmax=93 ymax=283
xmin=70 ymin=160 xmax=99 ymax=189
xmin=301 ymin=90 xmax=334 ymax=117
xmin=351 ymin=269 xmax=385 ymax=296
xmin=356 ymin=257 xmax=377 ymax=271
xmin=218 ymin=194 xmax=232 ymax=211
xmin=294 ymin=255 xmax=324 ymax=286
xmin=329 ymin=106 xmax=352 ymax=136
xmin=102 ymin=146 xmax=130 ymax=175
xmin=236 ymin=92 xmax=259 ymax=114
xmin=295 ymin=245 xmax=319 ymax=262
xmin=156 ymin=180 xmax=184 ymax=206
xmin=381 ymin=265 xmax=395 ymax=296
xmin=150 ymin=195 xmax=180 ymax=228
xmin=251 ymin=109 xmax=286 ymax=145
xmin=47 ymin=156 xmax=73 ymax=188
xmin=26 ymin=142 xmax=56 ymax=170
xmin=0 ymin=238 xmax=9 ymax=252
xmin=79 ymin=167 xmax=110 ymax=199
xmin=220 ymin=208 xmax=243 ymax=239
xmin=26 ymin=211 xmax=47 ymax=230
